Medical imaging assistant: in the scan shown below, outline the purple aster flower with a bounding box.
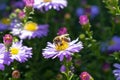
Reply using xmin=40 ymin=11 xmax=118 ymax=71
xmin=9 ymin=41 xmax=32 ymax=63
xmin=19 ymin=22 xmax=49 ymax=39
xmin=42 ymin=34 xmax=83 ymax=61
xmin=57 ymin=27 xmax=67 ymax=36
xmin=33 ymin=0 xmax=67 ymax=11
xmin=0 ymin=44 xmax=11 ymax=70
xmin=76 ymin=8 xmax=85 ymax=17
xmin=108 ymin=36 xmax=120 ymax=52
xmin=113 ymin=63 xmax=120 ymax=80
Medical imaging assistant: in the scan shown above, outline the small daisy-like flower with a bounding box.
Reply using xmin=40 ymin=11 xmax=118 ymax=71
xmin=42 ymin=34 xmax=83 ymax=61
xmin=113 ymin=63 xmax=120 ymax=80
xmin=33 ymin=0 xmax=67 ymax=11
xmin=9 ymin=41 xmax=32 ymax=63
xmin=0 ymin=44 xmax=11 ymax=70
xmin=19 ymin=21 xmax=49 ymax=39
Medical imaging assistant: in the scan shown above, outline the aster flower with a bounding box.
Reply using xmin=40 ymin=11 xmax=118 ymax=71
xmin=0 ymin=44 xmax=11 ymax=70
xmin=9 ymin=41 xmax=32 ymax=63
xmin=42 ymin=34 xmax=83 ymax=61
xmin=108 ymin=36 xmax=120 ymax=52
xmin=113 ymin=63 xmax=120 ymax=80
xmin=33 ymin=0 xmax=67 ymax=11
xmin=19 ymin=21 xmax=49 ymax=39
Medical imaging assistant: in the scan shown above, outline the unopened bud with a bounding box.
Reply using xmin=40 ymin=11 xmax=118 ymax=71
xmin=79 ymin=15 xmax=89 ymax=25
xmin=3 ymin=34 xmax=13 ymax=46
xmin=80 ymin=71 xmax=94 ymax=80
xmin=12 ymin=70 xmax=20 ymax=79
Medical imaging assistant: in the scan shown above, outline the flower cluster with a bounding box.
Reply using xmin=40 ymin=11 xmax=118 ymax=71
xmin=0 ymin=34 xmax=32 ymax=70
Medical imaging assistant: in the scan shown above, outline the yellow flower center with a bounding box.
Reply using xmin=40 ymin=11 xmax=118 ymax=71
xmin=24 ymin=22 xmax=38 ymax=31
xmin=55 ymin=41 xmax=69 ymax=51
xmin=44 ymin=0 xmax=51 ymax=2
xmin=1 ymin=18 xmax=11 ymax=25
xmin=10 ymin=48 xmax=19 ymax=55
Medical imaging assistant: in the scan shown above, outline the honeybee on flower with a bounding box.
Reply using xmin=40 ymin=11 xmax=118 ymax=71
xmin=42 ymin=34 xmax=83 ymax=61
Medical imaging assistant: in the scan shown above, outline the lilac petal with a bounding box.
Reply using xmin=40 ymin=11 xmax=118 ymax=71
xmin=59 ymin=54 xmax=64 ymax=61
xmin=114 ymin=63 xmax=120 ymax=69
xmin=0 ymin=64 xmax=5 ymax=71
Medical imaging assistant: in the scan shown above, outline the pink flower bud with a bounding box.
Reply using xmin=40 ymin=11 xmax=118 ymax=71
xmin=18 ymin=11 xmax=25 ymax=19
xmin=3 ymin=34 xmax=13 ymax=46
xmin=12 ymin=70 xmax=20 ymax=79
xmin=23 ymin=0 xmax=34 ymax=7
xmin=80 ymin=71 xmax=93 ymax=80
xmin=57 ymin=27 xmax=68 ymax=35
xmin=79 ymin=15 xmax=89 ymax=25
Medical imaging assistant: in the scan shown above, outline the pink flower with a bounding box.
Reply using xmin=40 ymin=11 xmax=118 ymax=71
xmin=23 ymin=0 xmax=34 ymax=7
xmin=79 ymin=15 xmax=89 ymax=25
xmin=80 ymin=71 xmax=93 ymax=80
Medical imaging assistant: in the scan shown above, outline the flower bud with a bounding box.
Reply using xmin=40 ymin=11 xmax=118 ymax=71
xmin=64 ymin=13 xmax=71 ymax=19
xmin=79 ymin=15 xmax=89 ymax=25
xmin=80 ymin=71 xmax=94 ymax=80
xmin=57 ymin=27 xmax=68 ymax=36
xmin=12 ymin=70 xmax=20 ymax=79
xmin=18 ymin=11 xmax=25 ymax=19
xmin=3 ymin=34 xmax=13 ymax=46
xmin=60 ymin=65 xmax=66 ymax=73
xmin=23 ymin=0 xmax=34 ymax=7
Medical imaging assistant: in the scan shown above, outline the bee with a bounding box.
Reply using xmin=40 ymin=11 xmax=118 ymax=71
xmin=53 ymin=34 xmax=70 ymax=46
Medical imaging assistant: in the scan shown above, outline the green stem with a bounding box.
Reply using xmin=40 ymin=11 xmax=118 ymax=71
xmin=64 ymin=59 xmax=73 ymax=80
